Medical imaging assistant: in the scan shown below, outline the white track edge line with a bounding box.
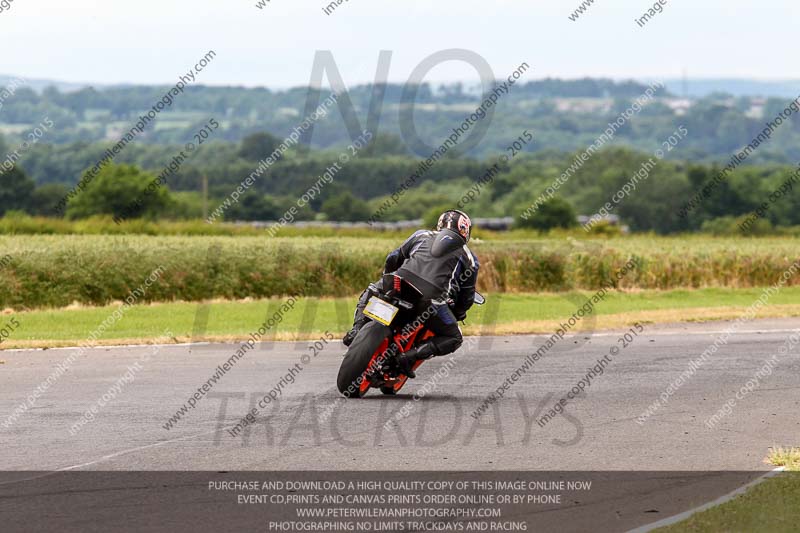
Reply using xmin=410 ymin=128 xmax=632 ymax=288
xmin=0 ymin=430 xmax=221 ymax=486
xmin=626 ymin=466 xmax=787 ymax=533
xmin=5 ymin=328 xmax=800 ymax=353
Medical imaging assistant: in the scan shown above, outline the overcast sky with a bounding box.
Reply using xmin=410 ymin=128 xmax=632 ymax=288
xmin=1 ymin=0 xmax=797 ymax=88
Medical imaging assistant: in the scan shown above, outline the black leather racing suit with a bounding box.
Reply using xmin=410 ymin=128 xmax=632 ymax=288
xmin=350 ymin=228 xmax=479 ymax=358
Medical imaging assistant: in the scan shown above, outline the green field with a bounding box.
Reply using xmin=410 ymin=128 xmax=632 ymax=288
xmin=1 ymin=234 xmax=799 ymax=310
xmin=3 ymin=287 xmax=800 ymax=349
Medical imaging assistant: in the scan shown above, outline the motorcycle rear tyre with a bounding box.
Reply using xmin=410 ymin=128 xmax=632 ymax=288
xmin=336 ymin=321 xmax=390 ymax=398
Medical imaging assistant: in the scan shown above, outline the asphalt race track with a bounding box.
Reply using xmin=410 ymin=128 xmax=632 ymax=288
xmin=1 ymin=319 xmax=799 ymax=531
xmin=3 ymin=318 xmax=799 ymax=471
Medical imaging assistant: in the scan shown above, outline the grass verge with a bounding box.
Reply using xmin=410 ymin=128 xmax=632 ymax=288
xmin=769 ymin=447 xmax=800 ymax=471
xmin=3 ymin=287 xmax=800 ymax=349
xmin=652 ymin=449 xmax=799 ymax=532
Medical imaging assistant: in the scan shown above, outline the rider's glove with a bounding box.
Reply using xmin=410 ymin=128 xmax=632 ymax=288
xmin=454 ymin=309 xmax=467 ymax=322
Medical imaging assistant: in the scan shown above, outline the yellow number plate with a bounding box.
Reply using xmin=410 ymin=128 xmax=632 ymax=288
xmin=363 ymin=296 xmax=399 ymax=326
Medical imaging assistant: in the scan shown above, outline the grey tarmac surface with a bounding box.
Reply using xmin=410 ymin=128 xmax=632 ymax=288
xmin=1 ymin=318 xmax=799 ymax=532
xmin=2 ymin=318 xmax=798 ymax=471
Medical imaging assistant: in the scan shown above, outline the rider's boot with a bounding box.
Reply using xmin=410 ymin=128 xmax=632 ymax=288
xmin=395 ymin=342 xmax=437 ymax=379
xmin=343 ymin=288 xmax=372 ymax=346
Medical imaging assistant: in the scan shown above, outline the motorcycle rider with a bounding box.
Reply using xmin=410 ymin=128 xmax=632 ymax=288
xmin=343 ymin=210 xmax=479 ymax=378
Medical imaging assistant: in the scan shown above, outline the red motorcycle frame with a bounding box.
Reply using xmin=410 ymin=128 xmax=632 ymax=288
xmin=356 ymin=323 xmax=434 ymax=397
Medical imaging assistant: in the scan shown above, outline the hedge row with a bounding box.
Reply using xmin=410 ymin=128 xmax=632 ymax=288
xmin=0 ymin=236 xmax=798 ymax=309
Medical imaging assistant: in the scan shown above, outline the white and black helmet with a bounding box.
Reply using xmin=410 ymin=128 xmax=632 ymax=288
xmin=436 ymin=210 xmax=472 ymax=243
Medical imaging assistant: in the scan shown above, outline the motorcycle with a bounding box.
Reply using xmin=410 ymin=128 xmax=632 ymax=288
xmin=336 ymin=273 xmax=485 ymax=398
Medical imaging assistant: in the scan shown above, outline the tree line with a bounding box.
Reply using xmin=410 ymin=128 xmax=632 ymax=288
xmin=2 ymin=131 xmax=799 ymax=235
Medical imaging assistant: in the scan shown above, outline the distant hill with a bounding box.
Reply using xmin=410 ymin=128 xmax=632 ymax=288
xmin=6 ymin=73 xmax=798 ymax=99
xmin=0 ymin=74 xmax=109 ymax=94
xmin=0 ymin=77 xmax=672 ymax=153
xmin=660 ymin=78 xmax=800 ymax=98
xmin=3 ymin=75 xmax=800 ymax=168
